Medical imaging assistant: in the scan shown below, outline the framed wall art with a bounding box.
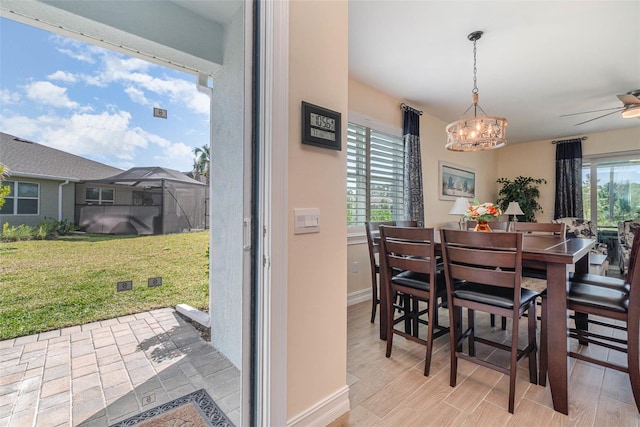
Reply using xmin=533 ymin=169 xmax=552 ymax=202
xmin=438 ymin=161 xmax=476 ymax=200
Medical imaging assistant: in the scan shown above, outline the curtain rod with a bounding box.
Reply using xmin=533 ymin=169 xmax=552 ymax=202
xmin=400 ymin=103 xmax=423 ymax=115
xmin=551 ymin=136 xmax=588 ymax=144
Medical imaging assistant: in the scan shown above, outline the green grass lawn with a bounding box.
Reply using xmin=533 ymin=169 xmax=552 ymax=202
xmin=0 ymin=231 xmax=209 ymax=340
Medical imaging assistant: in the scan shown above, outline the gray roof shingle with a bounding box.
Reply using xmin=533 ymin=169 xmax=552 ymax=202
xmin=0 ymin=132 xmax=122 ymax=181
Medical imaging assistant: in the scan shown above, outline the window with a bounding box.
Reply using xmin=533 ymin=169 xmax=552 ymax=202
xmin=86 ymin=187 xmax=114 ymax=205
xmin=0 ymin=181 xmax=39 ymax=215
xmin=582 ymin=153 xmax=640 ymax=229
xmin=132 ymin=190 xmax=161 ymax=206
xmin=347 ymin=121 xmax=405 ymax=227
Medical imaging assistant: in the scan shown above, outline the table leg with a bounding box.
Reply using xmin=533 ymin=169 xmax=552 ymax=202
xmin=546 ymin=262 xmax=569 ymax=415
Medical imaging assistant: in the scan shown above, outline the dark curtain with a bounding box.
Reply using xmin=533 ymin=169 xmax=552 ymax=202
xmin=554 ymin=138 xmax=583 ymax=219
xmin=402 ymin=106 xmax=424 ymax=224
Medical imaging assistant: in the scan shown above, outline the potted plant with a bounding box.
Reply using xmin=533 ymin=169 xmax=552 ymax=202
xmin=496 ymin=176 xmax=547 ymax=222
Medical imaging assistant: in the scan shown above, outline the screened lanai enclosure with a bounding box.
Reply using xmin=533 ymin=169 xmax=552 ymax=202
xmin=76 ymin=167 xmax=208 ymax=235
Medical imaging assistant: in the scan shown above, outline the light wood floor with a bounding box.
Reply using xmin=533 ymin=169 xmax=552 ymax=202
xmin=331 ymin=277 xmax=639 ymax=427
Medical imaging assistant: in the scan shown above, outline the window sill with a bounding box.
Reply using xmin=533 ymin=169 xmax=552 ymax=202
xmin=347 ymin=230 xmax=367 ymax=245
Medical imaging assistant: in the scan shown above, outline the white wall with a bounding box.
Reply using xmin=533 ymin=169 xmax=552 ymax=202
xmin=210 ymin=6 xmax=245 ymax=369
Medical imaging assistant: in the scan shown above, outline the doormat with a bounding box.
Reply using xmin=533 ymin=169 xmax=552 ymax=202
xmin=110 ymin=389 xmax=234 ymax=427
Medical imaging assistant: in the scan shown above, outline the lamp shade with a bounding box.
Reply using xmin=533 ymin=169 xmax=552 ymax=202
xmin=504 ymin=201 xmax=524 ymax=215
xmin=449 ymin=197 xmax=469 ymax=215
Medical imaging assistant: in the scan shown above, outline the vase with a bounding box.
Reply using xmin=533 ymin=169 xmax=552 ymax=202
xmin=474 ymin=220 xmax=492 ymax=232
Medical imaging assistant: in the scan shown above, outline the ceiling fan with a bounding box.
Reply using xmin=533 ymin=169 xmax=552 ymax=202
xmin=561 ymin=89 xmax=640 ymax=126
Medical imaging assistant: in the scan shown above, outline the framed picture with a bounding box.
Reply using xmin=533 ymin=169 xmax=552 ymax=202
xmin=301 ymin=101 xmax=342 ymax=151
xmin=439 ymin=161 xmax=476 ymax=200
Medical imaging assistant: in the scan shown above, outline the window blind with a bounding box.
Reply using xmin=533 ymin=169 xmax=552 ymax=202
xmin=347 ymin=122 xmax=405 ymax=227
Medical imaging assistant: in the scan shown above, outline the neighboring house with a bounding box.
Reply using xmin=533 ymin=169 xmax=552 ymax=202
xmin=0 ymin=132 xmax=208 ymax=234
xmin=0 ymin=132 xmax=122 ymax=228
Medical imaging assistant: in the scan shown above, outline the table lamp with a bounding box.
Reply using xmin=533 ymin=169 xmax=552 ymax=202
xmin=449 ymin=197 xmax=469 ymax=230
xmin=504 ymin=201 xmax=524 ymax=231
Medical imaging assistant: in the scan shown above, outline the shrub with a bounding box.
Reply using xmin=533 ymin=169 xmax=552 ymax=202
xmin=50 ymin=218 xmax=78 ymax=235
xmin=33 ymin=223 xmax=51 ymax=240
xmin=1 ymin=218 xmax=78 ymax=242
xmin=1 ymin=223 xmax=35 ymax=241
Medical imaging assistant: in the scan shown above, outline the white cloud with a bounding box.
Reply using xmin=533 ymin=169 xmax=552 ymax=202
xmin=0 ymin=110 xmax=195 ymax=171
xmin=0 ymin=89 xmax=21 ymax=104
xmin=42 ymin=111 xmax=149 ymax=160
xmin=52 ymin=35 xmax=106 ymax=64
xmin=124 ymin=86 xmax=150 ymax=106
xmin=78 ymin=50 xmax=210 ymax=116
xmin=154 ymin=141 xmax=195 ymax=171
xmin=48 ymin=71 xmax=77 ymax=83
xmin=25 ymin=81 xmax=79 ymax=109
xmin=56 ymin=48 xmax=96 ymax=64
xmin=0 ymin=114 xmax=40 ymax=140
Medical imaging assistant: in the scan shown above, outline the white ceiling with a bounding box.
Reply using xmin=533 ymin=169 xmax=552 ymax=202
xmin=349 ymin=1 xmax=640 ymax=144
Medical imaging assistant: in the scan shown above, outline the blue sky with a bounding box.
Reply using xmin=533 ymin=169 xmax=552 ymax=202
xmin=0 ymin=17 xmax=210 ymax=172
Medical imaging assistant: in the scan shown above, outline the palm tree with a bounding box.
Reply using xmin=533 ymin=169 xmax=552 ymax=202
xmin=190 ymin=145 xmax=210 ymax=184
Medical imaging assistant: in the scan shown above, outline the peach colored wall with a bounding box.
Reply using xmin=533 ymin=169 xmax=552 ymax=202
xmin=287 ymin=0 xmax=348 ymax=420
xmin=497 ymin=126 xmax=640 ymax=222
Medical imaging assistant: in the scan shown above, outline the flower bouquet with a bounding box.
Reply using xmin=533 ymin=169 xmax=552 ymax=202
xmin=465 ymin=202 xmax=502 ymax=231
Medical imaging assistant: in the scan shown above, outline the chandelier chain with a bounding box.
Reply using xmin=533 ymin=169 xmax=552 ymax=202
xmin=472 ymin=39 xmax=478 ymax=94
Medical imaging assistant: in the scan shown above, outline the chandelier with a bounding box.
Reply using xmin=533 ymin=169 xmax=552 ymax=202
xmin=445 ymin=31 xmax=507 ymax=151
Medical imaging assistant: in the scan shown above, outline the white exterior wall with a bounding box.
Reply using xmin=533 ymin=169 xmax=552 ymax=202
xmin=209 ymin=6 xmax=245 ymax=369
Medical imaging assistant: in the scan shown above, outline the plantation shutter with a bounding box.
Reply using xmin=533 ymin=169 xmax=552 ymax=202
xmin=370 ymin=129 xmax=405 ymax=222
xmin=347 ymin=122 xmax=405 ymax=227
xmin=347 ymin=123 xmax=367 ymax=227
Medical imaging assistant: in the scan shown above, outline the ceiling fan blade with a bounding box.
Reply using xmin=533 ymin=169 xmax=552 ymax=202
xmin=560 ymin=106 xmax=624 ymax=117
xmin=574 ymin=109 xmax=623 ymax=126
xmin=617 ymin=94 xmax=640 ymax=105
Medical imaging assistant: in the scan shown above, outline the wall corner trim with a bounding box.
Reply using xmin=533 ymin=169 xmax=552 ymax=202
xmin=287 ymin=385 xmax=350 ymax=427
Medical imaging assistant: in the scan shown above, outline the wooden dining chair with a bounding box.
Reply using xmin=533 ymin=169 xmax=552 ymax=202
xmin=539 ymin=228 xmax=640 ymax=412
xmin=365 ymin=221 xmax=396 ymax=323
xmin=465 ymin=219 xmax=511 ymax=330
xmin=365 ymin=220 xmax=419 ymax=323
xmin=512 ymin=221 xmax=566 ymax=236
xmin=439 ymin=229 xmax=539 ymax=413
xmin=379 ymin=225 xmax=449 ymax=376
xmin=513 ymin=222 xmax=566 ymax=280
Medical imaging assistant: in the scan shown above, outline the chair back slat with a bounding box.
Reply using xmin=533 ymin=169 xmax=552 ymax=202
xmin=380 ymin=226 xmax=437 ymax=276
xmin=513 ymin=222 xmax=566 ymax=236
xmin=449 ymin=263 xmax=517 ymax=289
xmin=446 ymin=246 xmax=517 ymax=270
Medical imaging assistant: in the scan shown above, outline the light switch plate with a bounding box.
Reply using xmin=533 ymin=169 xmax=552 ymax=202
xmin=294 ymin=208 xmax=320 ymax=234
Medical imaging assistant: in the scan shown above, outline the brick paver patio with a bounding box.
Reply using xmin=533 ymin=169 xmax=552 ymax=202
xmin=0 ymin=308 xmax=240 ymax=426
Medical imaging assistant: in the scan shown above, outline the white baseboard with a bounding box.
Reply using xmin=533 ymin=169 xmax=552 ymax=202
xmin=287 ymin=385 xmax=350 ymax=427
xmin=347 ymin=288 xmax=371 ymax=306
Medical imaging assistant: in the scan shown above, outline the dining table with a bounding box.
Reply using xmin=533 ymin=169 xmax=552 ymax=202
xmin=377 ymin=229 xmax=595 ymax=415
